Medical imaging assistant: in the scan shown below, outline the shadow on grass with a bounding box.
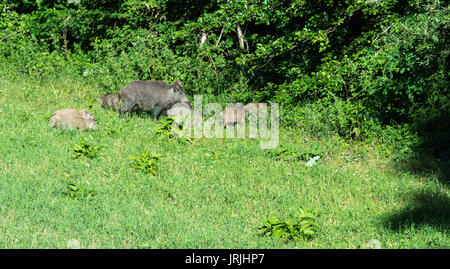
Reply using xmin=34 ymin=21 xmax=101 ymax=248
xmin=397 ymin=109 xmax=450 ymax=186
xmin=384 ymin=109 xmax=450 ymax=235
xmin=120 ymin=106 xmax=155 ymax=119
xmin=383 ymin=190 xmax=450 ymax=232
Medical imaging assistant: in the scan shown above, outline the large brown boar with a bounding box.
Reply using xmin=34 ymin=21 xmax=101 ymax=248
xmin=49 ymin=109 xmax=98 ymax=130
xmin=119 ymin=80 xmax=192 ymax=119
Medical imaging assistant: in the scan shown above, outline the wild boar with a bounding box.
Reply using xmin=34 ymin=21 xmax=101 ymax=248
xmin=99 ymin=93 xmax=120 ymax=110
xmin=49 ymin=109 xmax=98 ymax=130
xmin=119 ymin=80 xmax=192 ymax=119
xmin=222 ymin=105 xmax=246 ymax=127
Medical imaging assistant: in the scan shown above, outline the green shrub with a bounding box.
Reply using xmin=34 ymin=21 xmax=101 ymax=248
xmin=72 ymin=141 xmax=101 ymax=160
xmin=155 ymin=116 xmax=176 ymax=138
xmin=156 ymin=116 xmax=192 ymax=143
xmin=259 ymin=207 xmax=321 ymax=241
xmin=129 ymin=151 xmax=161 ymax=176
xmin=61 ymin=182 xmax=97 ymax=200
xmin=272 ymin=0 xmax=449 ymax=130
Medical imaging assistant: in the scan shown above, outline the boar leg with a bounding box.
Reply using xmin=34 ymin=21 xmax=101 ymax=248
xmin=155 ymin=105 xmax=167 ymax=120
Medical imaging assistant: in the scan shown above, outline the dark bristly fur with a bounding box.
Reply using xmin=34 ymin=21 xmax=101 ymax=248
xmin=118 ymin=80 xmax=192 ymax=119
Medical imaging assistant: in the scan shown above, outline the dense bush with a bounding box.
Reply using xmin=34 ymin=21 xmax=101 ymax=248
xmin=1 ymin=0 xmax=448 ymax=142
xmin=272 ymin=0 xmax=449 ymax=126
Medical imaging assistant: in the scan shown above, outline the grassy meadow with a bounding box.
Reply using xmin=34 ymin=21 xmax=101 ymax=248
xmin=0 ymin=68 xmax=448 ymax=249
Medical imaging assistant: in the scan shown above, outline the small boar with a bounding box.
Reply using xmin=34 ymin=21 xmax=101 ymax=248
xmin=222 ymin=105 xmax=246 ymax=127
xmin=49 ymin=109 xmax=98 ymax=130
xmin=99 ymin=93 xmax=120 ymax=110
xmin=119 ymin=80 xmax=192 ymax=119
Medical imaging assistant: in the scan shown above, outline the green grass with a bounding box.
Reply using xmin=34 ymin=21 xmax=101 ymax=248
xmin=0 ymin=72 xmax=448 ymax=249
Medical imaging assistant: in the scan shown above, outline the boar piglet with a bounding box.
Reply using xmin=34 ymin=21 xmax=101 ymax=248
xmin=222 ymin=105 xmax=246 ymax=128
xmin=99 ymin=93 xmax=120 ymax=110
xmin=49 ymin=109 xmax=98 ymax=130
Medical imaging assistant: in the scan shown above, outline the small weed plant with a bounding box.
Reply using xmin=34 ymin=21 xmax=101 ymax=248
xmin=259 ymin=207 xmax=320 ymax=241
xmin=130 ymin=151 xmax=161 ymax=176
xmin=61 ymin=183 xmax=97 ymax=200
xmin=72 ymin=141 xmax=101 ymax=159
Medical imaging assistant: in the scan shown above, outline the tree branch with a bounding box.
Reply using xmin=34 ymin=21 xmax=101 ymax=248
xmin=215 ymin=26 xmax=225 ymax=46
xmin=236 ymin=23 xmax=245 ymax=49
xmin=199 ymin=30 xmax=208 ymax=47
xmin=1 ymin=30 xmax=24 ymax=42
